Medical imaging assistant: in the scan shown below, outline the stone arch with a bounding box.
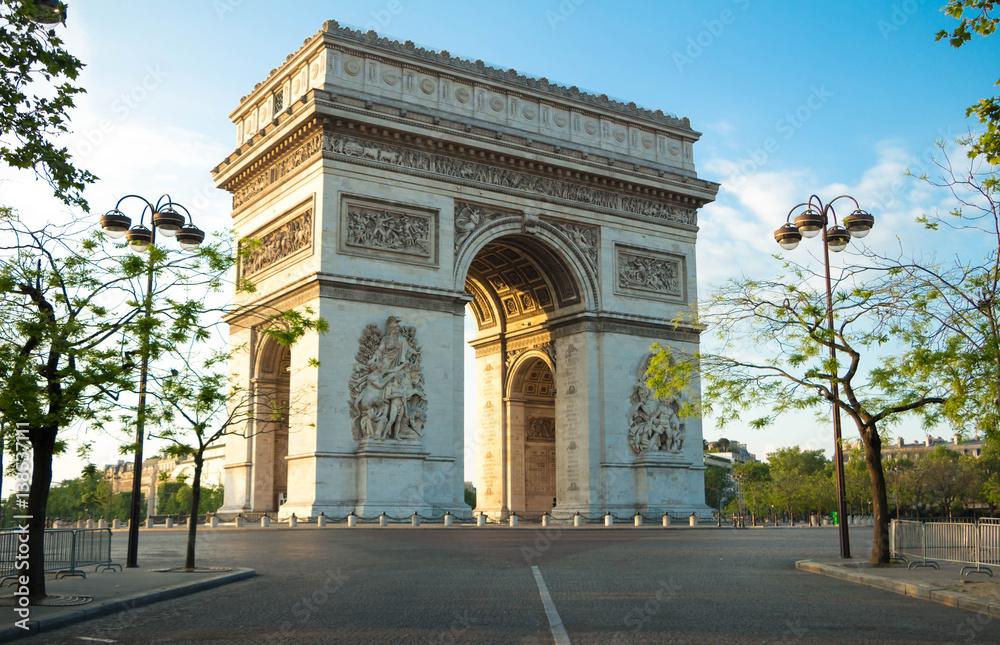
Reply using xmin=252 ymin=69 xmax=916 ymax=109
xmin=249 ymin=331 xmax=291 ymax=512
xmin=503 ymin=354 xmax=558 ymax=514
xmin=454 ymin=213 xmax=600 ymax=314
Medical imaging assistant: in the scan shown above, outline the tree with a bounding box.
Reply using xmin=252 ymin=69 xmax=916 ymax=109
xmin=731 ymin=460 xmax=771 ymax=520
xmin=703 ymin=464 xmax=730 ymax=511
xmin=923 ymin=446 xmax=973 ymax=516
xmin=0 ymin=214 xmax=235 ymax=600
xmin=648 ymin=261 xmax=948 ymax=564
xmin=0 ymin=0 xmax=96 ymax=209
xmin=140 ymin=319 xmax=325 ymax=570
xmin=937 ymin=1 xmax=1000 ymax=163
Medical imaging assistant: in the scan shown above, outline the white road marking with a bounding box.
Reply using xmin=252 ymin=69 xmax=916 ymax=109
xmin=531 ymin=565 xmax=571 ymax=645
xmin=76 ymin=638 xmax=116 ymax=643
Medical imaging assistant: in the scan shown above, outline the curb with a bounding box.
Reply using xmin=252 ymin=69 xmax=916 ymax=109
xmin=795 ymin=560 xmax=1000 ymax=618
xmin=1 ymin=568 xmax=256 ymax=641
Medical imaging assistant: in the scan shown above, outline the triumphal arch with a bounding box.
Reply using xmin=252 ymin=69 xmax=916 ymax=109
xmin=213 ymin=22 xmax=719 ymax=519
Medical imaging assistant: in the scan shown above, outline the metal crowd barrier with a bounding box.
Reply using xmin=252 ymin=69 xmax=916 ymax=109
xmin=0 ymin=528 xmax=120 ymax=586
xmin=890 ymin=519 xmax=996 ymax=577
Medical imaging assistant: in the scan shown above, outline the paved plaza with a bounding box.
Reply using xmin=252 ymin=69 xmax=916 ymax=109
xmin=8 ymin=525 xmax=998 ymax=644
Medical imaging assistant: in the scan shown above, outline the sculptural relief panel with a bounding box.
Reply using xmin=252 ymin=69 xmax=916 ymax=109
xmin=239 ymin=208 xmax=314 ymax=280
xmin=628 ymin=354 xmax=685 ymax=456
xmin=348 ymin=316 xmax=427 ymax=442
xmin=614 ymin=244 xmax=686 ymax=302
xmin=339 ymin=195 xmax=439 ymax=266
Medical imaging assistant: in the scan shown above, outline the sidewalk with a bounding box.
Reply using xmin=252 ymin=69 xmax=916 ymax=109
xmin=0 ymin=566 xmax=255 ymax=641
xmin=797 ymin=558 xmax=1000 ymax=618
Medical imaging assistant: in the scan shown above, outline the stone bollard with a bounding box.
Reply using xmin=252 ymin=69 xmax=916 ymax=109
xmin=98 ymin=519 xmax=107 ymax=529
xmin=541 ymin=514 xmax=550 ymax=528
xmin=663 ymin=514 xmax=671 ymax=527
xmin=145 ymin=517 xmax=154 ymax=529
xmin=509 ymin=513 xmax=518 ymax=527
xmin=211 ymin=516 xmax=219 ymax=528
xmin=411 ymin=513 xmax=420 ymax=527
xmin=476 ymin=514 xmax=486 ymax=527
xmin=112 ymin=518 xmax=122 ymax=530
xmin=810 ymin=514 xmax=818 ymax=527
xmin=444 ymin=513 xmax=453 ymax=527
xmin=822 ymin=518 xmax=830 ymax=526
xmin=86 ymin=519 xmax=94 ymax=529
xmin=261 ymin=515 xmax=270 ymax=528
xmin=689 ymin=514 xmax=697 ymax=527
xmin=317 ymin=513 xmax=327 ymax=527
xmin=379 ymin=513 xmax=388 ymax=527
xmin=165 ymin=518 xmax=174 ymax=529
xmin=573 ymin=514 xmax=583 ymax=527
xmin=605 ymin=513 xmax=613 ymax=527
xmin=347 ymin=513 xmax=357 ymax=528
xmin=235 ymin=515 xmax=244 ymax=528
xmin=290 ymin=514 xmax=298 ymax=528
xmin=635 ymin=514 xmax=642 ymax=527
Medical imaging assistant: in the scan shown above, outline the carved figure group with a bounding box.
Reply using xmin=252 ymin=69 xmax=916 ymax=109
xmin=346 ymin=208 xmax=430 ymax=256
xmin=618 ymin=253 xmax=680 ymax=295
xmin=241 ymin=211 xmax=313 ymax=278
xmin=628 ymin=355 xmax=685 ymax=455
xmin=349 ymin=317 xmax=428 ymax=441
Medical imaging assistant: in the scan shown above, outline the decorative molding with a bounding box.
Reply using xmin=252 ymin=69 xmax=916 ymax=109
xmin=321 ymin=132 xmax=697 ymax=227
xmin=340 ymin=195 xmax=439 ymax=267
xmin=615 ymin=244 xmax=686 ymax=302
xmin=239 ymin=209 xmax=313 ymax=280
xmin=348 ymin=316 xmax=427 ymax=442
xmin=233 ymin=133 xmax=323 ymax=209
xmin=527 ymin=417 xmax=556 ymax=441
xmin=505 ymin=340 xmax=556 ymax=370
xmin=628 ymin=354 xmax=685 ymax=455
xmin=318 ymin=281 xmax=469 ymax=315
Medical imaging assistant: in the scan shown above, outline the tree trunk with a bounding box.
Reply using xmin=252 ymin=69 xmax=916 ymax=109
xmin=861 ymin=427 xmax=891 ymax=564
xmin=25 ymin=426 xmax=58 ymax=600
xmin=184 ymin=454 xmax=203 ymax=570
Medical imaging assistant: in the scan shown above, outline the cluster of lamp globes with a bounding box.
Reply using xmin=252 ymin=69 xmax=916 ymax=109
xmin=773 ymin=208 xmax=875 ymax=252
xmin=99 ymin=206 xmax=205 ymax=252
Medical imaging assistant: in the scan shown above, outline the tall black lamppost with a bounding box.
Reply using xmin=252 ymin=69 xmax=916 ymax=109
xmin=100 ymin=194 xmax=204 ymax=568
xmin=774 ymin=194 xmax=874 ymax=559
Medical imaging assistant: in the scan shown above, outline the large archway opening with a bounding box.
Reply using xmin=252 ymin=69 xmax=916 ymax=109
xmin=252 ymin=339 xmax=290 ymax=512
xmin=462 ymin=230 xmax=587 ymax=518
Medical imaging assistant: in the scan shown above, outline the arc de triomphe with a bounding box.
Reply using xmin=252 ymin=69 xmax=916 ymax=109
xmin=213 ymin=22 xmax=719 ymax=519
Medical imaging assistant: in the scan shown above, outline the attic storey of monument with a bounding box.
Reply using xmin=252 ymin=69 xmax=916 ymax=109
xmin=212 ymin=21 xmax=719 ymax=520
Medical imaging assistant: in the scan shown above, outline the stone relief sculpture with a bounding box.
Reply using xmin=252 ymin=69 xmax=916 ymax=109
xmin=240 ymin=210 xmax=313 ymax=279
xmin=628 ymin=354 xmax=685 ymax=455
xmin=349 ymin=317 xmax=427 ymax=441
xmin=454 ymin=202 xmax=505 ymax=250
xmin=551 ymin=221 xmax=598 ymax=270
xmin=346 ymin=206 xmax=431 ymax=257
xmin=527 ymin=417 xmax=556 ymax=440
xmin=618 ymin=251 xmax=681 ymax=297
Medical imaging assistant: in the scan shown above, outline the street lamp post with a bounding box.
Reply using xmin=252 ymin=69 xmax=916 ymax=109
xmin=100 ymin=194 xmax=204 ymax=568
xmin=774 ymin=194 xmax=874 ymax=559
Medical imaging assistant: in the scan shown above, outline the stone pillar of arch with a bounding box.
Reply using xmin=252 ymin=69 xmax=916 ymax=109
xmin=213 ymin=22 xmax=719 ymax=520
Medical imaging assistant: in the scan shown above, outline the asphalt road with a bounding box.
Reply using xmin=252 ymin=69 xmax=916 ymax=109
xmin=30 ymin=525 xmax=999 ymax=644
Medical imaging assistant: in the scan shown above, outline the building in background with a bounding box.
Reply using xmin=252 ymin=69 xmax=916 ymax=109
xmin=102 ymin=444 xmax=225 ymax=517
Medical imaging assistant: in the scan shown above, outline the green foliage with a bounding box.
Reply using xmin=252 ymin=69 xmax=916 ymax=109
xmin=937 ymin=1 xmax=1000 ymax=163
xmin=464 ymin=487 xmax=476 ymax=509
xmin=0 ymin=0 xmax=96 ymax=209
xmin=703 ymin=464 xmax=730 ymax=510
xmin=156 ymin=481 xmax=223 ymax=515
xmin=36 ymin=469 xmax=145 ymax=521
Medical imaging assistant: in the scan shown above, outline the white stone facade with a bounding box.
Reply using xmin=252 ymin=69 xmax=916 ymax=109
xmin=213 ymin=22 xmax=719 ymax=519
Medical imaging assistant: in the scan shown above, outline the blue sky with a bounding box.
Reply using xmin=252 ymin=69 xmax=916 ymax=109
xmin=3 ymin=0 xmax=999 ymax=488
